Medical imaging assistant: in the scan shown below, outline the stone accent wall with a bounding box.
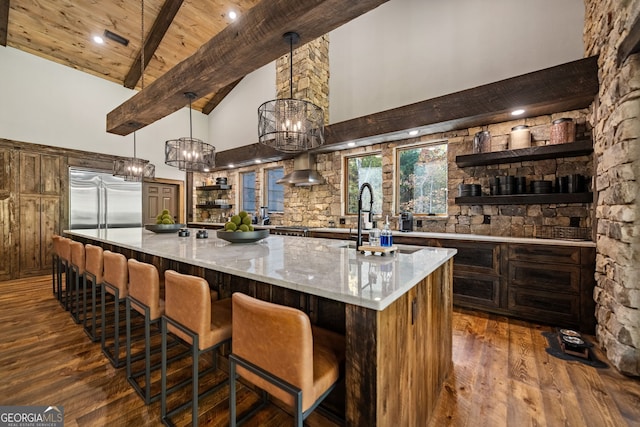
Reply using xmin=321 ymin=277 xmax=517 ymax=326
xmin=276 ymin=35 xmax=330 ymax=124
xmin=584 ymin=0 xmax=640 ymax=376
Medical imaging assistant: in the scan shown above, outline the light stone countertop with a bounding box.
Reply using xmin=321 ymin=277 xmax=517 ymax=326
xmin=189 ymin=222 xmax=596 ymax=248
xmin=65 ymin=228 xmax=456 ymax=311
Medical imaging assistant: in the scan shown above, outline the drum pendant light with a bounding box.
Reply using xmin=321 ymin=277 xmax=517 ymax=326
xmin=164 ymin=92 xmax=216 ymax=172
xmin=258 ymin=32 xmax=325 ymax=153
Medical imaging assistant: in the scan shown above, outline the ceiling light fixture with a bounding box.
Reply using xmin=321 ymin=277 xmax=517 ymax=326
xmin=103 ymin=29 xmax=129 ymax=46
xmin=228 ymin=11 xmax=237 ymax=20
xmin=165 ymin=92 xmax=216 ymax=172
xmin=257 ymin=32 xmax=325 ymax=153
xmin=113 ymin=0 xmax=154 ymax=182
xmin=113 ymin=133 xmax=155 ymax=182
xmin=511 ymin=109 xmax=525 ymax=116
xmin=93 ymin=35 xmax=104 ymax=44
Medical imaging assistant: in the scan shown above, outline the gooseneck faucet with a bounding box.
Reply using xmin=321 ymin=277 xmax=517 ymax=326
xmin=356 ymin=183 xmax=374 ymax=248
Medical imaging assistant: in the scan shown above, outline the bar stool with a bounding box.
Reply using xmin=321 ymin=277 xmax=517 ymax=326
xmin=57 ymin=237 xmax=72 ymax=309
xmin=51 ymin=235 xmax=62 ymax=300
xmin=84 ymin=244 xmax=104 ymax=342
xmin=101 ymin=250 xmax=129 ymax=368
xmin=161 ymin=270 xmax=231 ymax=426
xmin=126 ymin=259 xmax=165 ymax=404
xmin=69 ymin=241 xmax=86 ymax=324
xmin=229 ymin=293 xmax=345 ymax=427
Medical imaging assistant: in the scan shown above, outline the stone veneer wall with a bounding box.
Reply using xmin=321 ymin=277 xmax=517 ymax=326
xmin=198 ymin=109 xmax=595 ymax=235
xmin=584 ymin=0 xmax=640 ymax=376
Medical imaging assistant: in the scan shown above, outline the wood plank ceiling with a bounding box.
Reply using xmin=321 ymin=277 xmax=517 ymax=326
xmin=3 ymin=0 xmax=261 ymax=113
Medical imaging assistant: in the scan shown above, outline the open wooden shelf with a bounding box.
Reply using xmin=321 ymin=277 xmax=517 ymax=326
xmin=455 ymin=192 xmax=593 ymax=205
xmin=195 ymin=184 xmax=232 ymax=191
xmin=455 ymin=140 xmax=593 ymax=168
xmin=196 ymin=204 xmax=232 ymax=209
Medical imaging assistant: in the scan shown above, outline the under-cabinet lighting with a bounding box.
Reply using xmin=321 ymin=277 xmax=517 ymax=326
xmin=93 ymin=35 xmax=104 ymax=44
xmin=255 ymin=159 xmax=262 ymax=164
xmin=511 ymin=109 xmax=525 ymax=116
xmin=228 ymin=164 xmax=234 ymax=168
xmin=347 ymin=142 xmax=356 ymax=147
xmin=409 ymin=130 xmax=419 ymax=136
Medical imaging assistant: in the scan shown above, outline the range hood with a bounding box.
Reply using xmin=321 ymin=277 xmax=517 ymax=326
xmin=276 ymin=152 xmax=325 ymax=186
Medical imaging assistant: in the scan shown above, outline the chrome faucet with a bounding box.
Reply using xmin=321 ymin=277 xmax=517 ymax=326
xmin=356 ymin=183 xmax=373 ymax=248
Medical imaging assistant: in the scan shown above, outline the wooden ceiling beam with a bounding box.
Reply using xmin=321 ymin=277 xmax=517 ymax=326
xmin=211 ymin=56 xmax=599 ymax=170
xmin=124 ymin=0 xmax=184 ymax=89
xmin=202 ymin=77 xmax=243 ymax=115
xmin=107 ymin=0 xmax=389 ymax=136
xmin=0 ymin=0 xmax=9 ymax=46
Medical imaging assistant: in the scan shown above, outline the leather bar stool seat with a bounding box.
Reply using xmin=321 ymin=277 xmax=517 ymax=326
xmin=101 ymin=250 xmax=129 ymax=368
xmin=229 ymin=293 xmax=345 ymax=427
xmin=161 ymin=270 xmax=231 ymax=426
xmin=83 ymin=244 xmax=104 ymax=342
xmin=126 ymin=259 xmax=166 ymax=404
xmin=68 ymin=241 xmax=86 ymax=324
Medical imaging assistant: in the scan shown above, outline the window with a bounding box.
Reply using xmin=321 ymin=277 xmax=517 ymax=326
xmin=397 ymin=141 xmax=448 ymax=215
xmin=345 ymin=154 xmax=383 ymax=215
xmin=240 ymin=171 xmax=256 ymax=213
xmin=265 ymin=167 xmax=284 ymax=212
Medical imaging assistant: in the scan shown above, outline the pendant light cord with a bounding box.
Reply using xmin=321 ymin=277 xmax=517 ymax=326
xmin=289 ymin=34 xmax=293 ymax=99
xmin=189 ymin=94 xmax=193 ymax=140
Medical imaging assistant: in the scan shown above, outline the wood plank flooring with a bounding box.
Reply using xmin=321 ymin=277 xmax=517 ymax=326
xmin=1 ymin=276 xmax=638 ymax=426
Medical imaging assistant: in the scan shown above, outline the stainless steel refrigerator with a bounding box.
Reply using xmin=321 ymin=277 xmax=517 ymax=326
xmin=69 ymin=168 xmax=142 ymax=229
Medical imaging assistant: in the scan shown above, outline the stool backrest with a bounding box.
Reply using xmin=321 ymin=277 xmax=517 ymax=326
xmin=58 ymin=237 xmax=72 ymax=262
xmin=103 ymin=250 xmax=128 ymax=297
xmin=52 ymin=235 xmax=62 ymax=257
xmin=85 ymin=244 xmax=104 ymax=284
xmin=69 ymin=241 xmax=85 ymax=273
xmin=164 ymin=270 xmax=210 ymax=344
xmin=128 ymin=259 xmax=162 ymax=319
xmin=232 ymin=293 xmax=314 ymax=409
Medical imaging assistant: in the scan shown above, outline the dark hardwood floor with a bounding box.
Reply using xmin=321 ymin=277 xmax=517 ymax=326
xmin=0 ymin=276 xmax=638 ymax=426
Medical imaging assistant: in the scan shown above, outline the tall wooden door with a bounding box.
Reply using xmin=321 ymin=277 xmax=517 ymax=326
xmin=19 ymin=195 xmax=60 ymax=276
xmin=143 ymin=182 xmax=179 ymax=224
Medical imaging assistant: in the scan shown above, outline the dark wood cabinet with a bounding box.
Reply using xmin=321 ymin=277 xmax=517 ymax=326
xmin=19 ymin=152 xmax=61 ymax=195
xmin=0 ymin=148 xmax=17 ymax=281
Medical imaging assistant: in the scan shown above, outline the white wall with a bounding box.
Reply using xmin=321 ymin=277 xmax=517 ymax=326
xmin=0 ymin=46 xmax=208 ymax=181
xmin=207 ymin=62 xmax=276 ymax=152
xmin=329 ymin=0 xmax=585 ymax=123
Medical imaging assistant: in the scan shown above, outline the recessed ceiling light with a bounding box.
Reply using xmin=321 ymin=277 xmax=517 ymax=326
xmin=347 ymin=142 xmax=356 ymax=147
xmin=228 ymin=11 xmax=237 ymax=20
xmin=511 ymin=109 xmax=525 ymax=116
xmin=203 ymin=168 xmax=210 ymax=172
xmin=93 ymin=35 xmax=104 ymax=44
xmin=409 ymin=130 xmax=419 ymax=136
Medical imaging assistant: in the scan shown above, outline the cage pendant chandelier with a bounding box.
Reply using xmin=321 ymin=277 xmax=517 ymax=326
xmin=165 ymin=92 xmax=216 ymax=172
xmin=258 ymin=32 xmax=325 ymax=153
xmin=113 ymin=0 xmax=155 ymax=183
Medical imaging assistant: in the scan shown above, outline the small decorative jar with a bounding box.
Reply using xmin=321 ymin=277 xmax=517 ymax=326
xmin=510 ymin=125 xmax=531 ymax=149
xmin=550 ymin=118 xmax=576 ymax=145
xmin=473 ymin=131 xmax=491 ymax=153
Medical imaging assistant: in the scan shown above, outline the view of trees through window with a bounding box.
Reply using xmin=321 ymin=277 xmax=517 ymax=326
xmin=265 ymin=167 xmax=284 ymax=212
xmin=346 ymin=154 xmax=383 ymax=215
xmin=398 ymin=142 xmax=448 ymax=215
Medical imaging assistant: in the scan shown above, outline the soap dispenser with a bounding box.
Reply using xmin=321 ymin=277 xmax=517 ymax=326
xmin=381 ymin=215 xmax=393 ymax=247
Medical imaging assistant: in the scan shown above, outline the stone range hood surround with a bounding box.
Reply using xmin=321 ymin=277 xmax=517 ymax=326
xmin=276 ymin=152 xmax=326 ymax=186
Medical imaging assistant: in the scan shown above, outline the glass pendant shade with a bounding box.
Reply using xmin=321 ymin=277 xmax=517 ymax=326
xmin=258 ymin=98 xmax=324 ymax=152
xmin=165 ymin=92 xmax=216 ymax=172
xmin=165 ymin=136 xmax=215 ymax=172
xmin=258 ymin=31 xmax=325 ymax=153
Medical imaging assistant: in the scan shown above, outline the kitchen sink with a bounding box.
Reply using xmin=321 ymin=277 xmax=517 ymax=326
xmin=333 ymin=242 xmax=422 ymax=254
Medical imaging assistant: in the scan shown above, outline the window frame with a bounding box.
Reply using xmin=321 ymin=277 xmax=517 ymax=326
xmin=343 ymin=151 xmax=384 ymax=216
xmin=263 ymin=166 xmax=285 ymax=213
xmin=239 ymin=170 xmax=256 ymax=214
xmin=394 ymin=139 xmax=449 ymax=216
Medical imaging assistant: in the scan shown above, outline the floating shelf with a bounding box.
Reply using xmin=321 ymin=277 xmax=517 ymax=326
xmin=455 ymin=192 xmax=593 ymax=205
xmin=195 ymin=184 xmax=232 ymax=190
xmin=196 ymin=204 xmax=233 ymax=209
xmin=455 ymin=140 xmax=593 ymax=168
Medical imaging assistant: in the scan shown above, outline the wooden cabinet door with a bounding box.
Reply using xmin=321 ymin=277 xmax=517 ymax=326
xmin=19 ymin=196 xmax=41 ymax=272
xmin=0 ymin=197 xmax=13 ymax=280
xmin=40 ymin=154 xmax=61 ymax=195
xmin=18 ymin=195 xmax=59 ymax=276
xmin=19 ymin=152 xmax=61 ymax=195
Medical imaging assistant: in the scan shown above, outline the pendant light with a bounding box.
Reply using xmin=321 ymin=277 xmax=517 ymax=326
xmin=258 ymin=32 xmax=325 ymax=153
xmin=164 ymin=92 xmax=216 ymax=172
xmin=113 ymin=0 xmax=155 ymax=182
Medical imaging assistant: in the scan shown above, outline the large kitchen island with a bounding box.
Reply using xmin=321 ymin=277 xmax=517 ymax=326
xmin=66 ymin=227 xmax=456 ymax=426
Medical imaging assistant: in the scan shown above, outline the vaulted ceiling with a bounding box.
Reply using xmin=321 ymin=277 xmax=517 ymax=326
xmin=3 ymin=0 xmax=260 ymax=113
